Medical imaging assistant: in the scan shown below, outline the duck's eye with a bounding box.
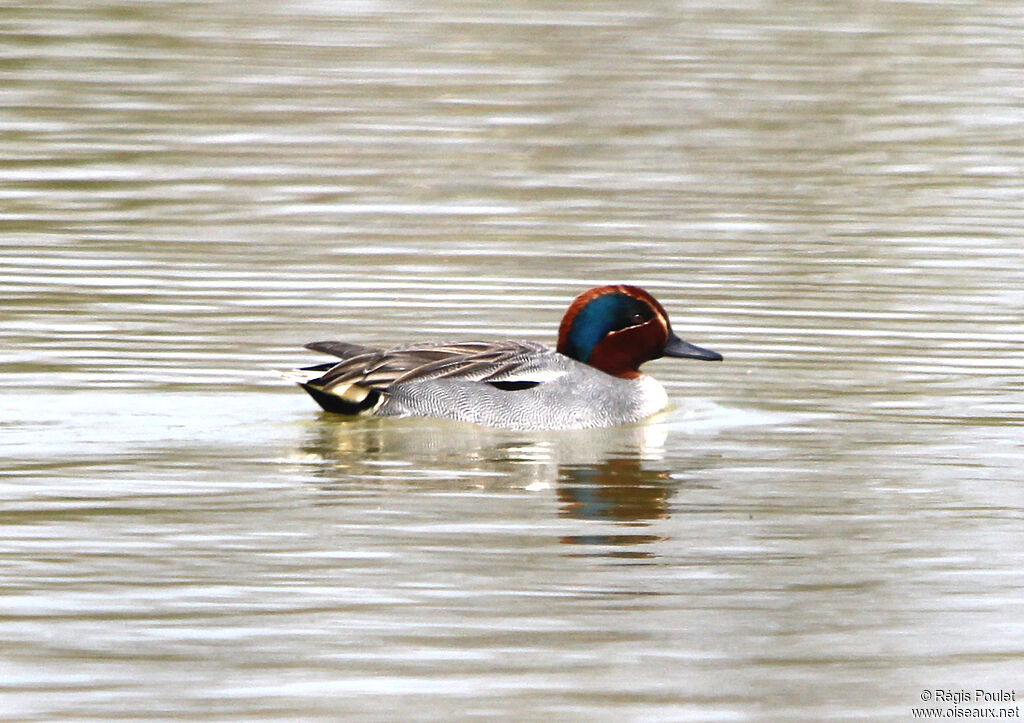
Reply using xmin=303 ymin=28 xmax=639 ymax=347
xmin=631 ymin=313 xmax=644 ymax=324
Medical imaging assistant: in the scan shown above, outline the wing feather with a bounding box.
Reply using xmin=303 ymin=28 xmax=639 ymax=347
xmin=304 ymin=340 xmax=379 ymax=359
xmin=307 ymin=340 xmax=559 ymax=392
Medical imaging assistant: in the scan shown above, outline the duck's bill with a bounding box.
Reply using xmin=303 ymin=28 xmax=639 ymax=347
xmin=663 ymin=333 xmax=723 ymax=361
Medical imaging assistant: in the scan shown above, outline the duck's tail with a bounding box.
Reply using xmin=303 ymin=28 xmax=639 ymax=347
xmin=297 ymin=380 xmax=380 ymax=415
xmin=289 ymin=340 xmax=383 ymax=415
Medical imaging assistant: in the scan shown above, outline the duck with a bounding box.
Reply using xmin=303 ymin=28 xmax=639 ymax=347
xmin=296 ymin=284 xmax=722 ymax=430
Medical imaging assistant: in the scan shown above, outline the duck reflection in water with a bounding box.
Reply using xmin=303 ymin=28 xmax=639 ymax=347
xmin=295 ymin=412 xmax=710 ymax=554
xmin=556 ymin=457 xmax=673 ymax=553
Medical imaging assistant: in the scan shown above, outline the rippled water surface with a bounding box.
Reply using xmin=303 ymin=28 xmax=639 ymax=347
xmin=3 ymin=1 xmax=1024 ymax=720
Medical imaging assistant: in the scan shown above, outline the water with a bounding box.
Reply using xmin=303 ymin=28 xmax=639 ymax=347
xmin=3 ymin=0 xmax=1024 ymax=720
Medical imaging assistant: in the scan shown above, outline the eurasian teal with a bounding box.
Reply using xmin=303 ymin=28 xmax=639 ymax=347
xmin=297 ymin=284 xmax=722 ymax=430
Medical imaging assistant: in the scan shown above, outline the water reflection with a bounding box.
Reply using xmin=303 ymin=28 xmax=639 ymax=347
xmin=556 ymin=459 xmax=671 ymax=554
xmin=297 ymin=412 xmax=687 ymax=550
xmin=558 ymin=460 xmax=672 ymax=523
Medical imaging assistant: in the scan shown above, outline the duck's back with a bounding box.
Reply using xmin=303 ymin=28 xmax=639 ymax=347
xmin=299 ymin=340 xmax=668 ymax=430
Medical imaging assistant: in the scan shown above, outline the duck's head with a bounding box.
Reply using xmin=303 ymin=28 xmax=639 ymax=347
xmin=556 ymin=284 xmax=722 ymax=378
